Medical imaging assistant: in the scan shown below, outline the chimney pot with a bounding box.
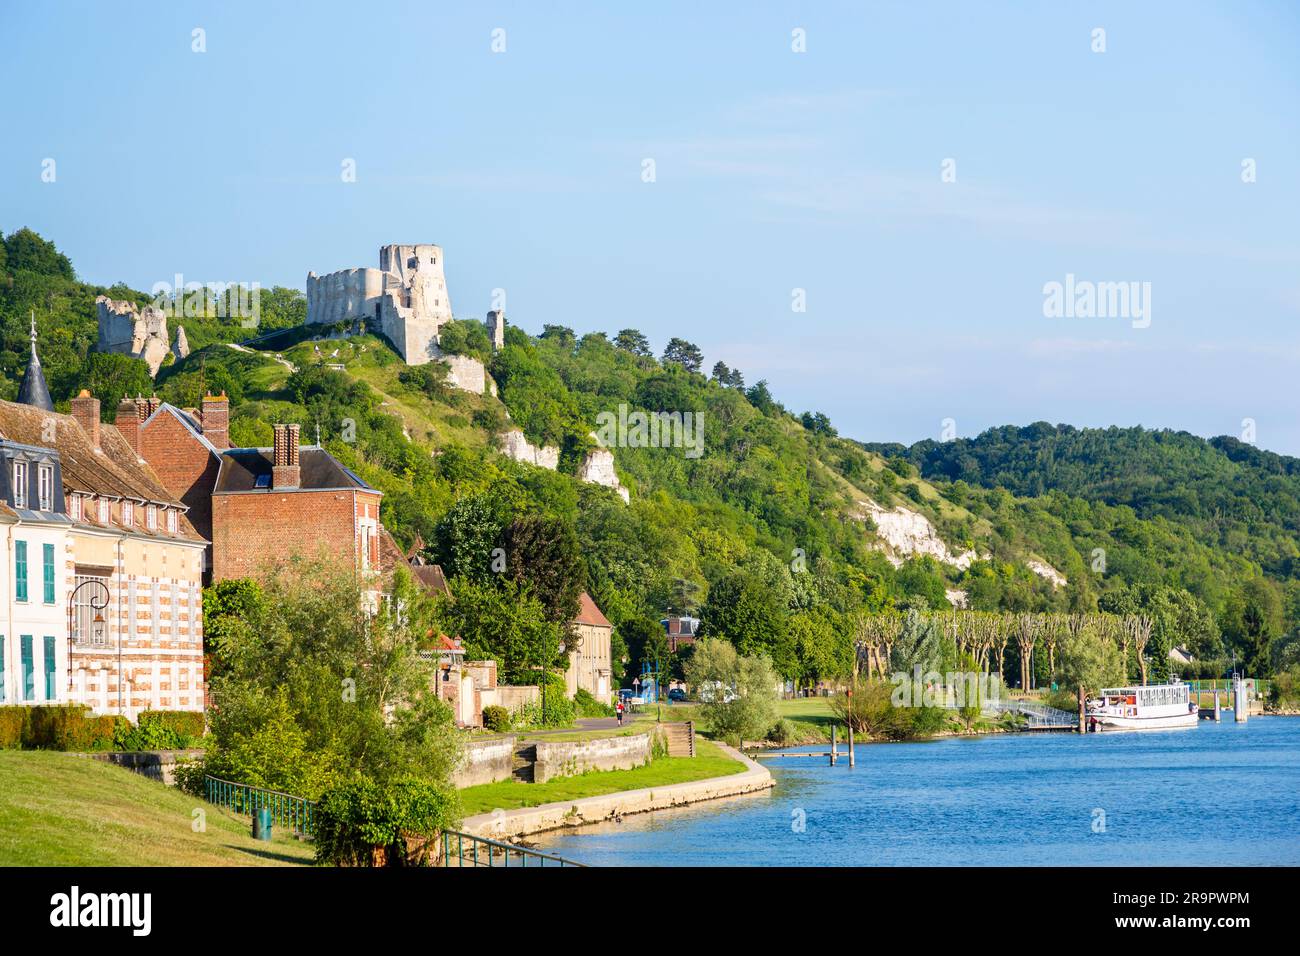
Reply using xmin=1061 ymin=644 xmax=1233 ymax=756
xmin=70 ymin=391 xmax=102 ymax=448
xmin=201 ymin=393 xmax=230 ymax=449
xmin=114 ymin=397 xmax=142 ymax=455
xmin=271 ymin=423 xmax=301 ymax=489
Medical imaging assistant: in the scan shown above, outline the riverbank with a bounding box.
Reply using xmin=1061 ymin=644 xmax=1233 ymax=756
xmin=460 ymin=741 xmax=772 ymax=840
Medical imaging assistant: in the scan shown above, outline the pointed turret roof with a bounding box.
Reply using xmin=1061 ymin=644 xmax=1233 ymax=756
xmin=17 ymin=313 xmax=54 ymax=412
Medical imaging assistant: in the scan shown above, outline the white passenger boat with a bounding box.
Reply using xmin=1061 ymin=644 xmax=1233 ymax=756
xmin=1086 ymin=681 xmax=1198 ymax=731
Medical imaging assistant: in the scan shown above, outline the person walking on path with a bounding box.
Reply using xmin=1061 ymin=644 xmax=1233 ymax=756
xmin=616 ymin=700 xmax=625 ymax=726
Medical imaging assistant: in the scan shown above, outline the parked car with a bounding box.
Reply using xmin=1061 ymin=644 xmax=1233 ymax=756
xmin=667 ymin=688 xmax=688 ymax=702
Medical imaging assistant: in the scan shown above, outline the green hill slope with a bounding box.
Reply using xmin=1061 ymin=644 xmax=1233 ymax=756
xmin=3 ymin=227 xmax=1294 ymax=683
xmin=0 ymin=751 xmax=312 ymax=866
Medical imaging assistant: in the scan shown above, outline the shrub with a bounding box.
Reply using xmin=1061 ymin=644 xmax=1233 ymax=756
xmin=481 ymin=705 xmax=510 ymax=733
xmin=766 ymin=718 xmax=797 ymax=746
xmin=573 ymin=688 xmax=613 ymax=718
xmin=114 ymin=710 xmax=206 ymax=751
xmin=540 ymin=675 xmax=575 ymax=728
xmin=172 ymin=757 xmax=208 ymax=797
xmin=24 ymin=705 xmax=125 ymax=751
xmin=314 ymin=777 xmax=460 ymax=867
xmin=1271 ymin=666 xmax=1300 ymax=709
xmin=0 ymin=707 xmax=29 ymax=748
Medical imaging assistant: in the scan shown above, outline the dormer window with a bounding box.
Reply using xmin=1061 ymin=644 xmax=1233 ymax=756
xmin=166 ymin=509 xmax=178 ymax=534
xmin=13 ymin=461 xmax=27 ymax=508
xmin=98 ymin=498 xmax=109 ymax=523
xmin=38 ymin=464 xmax=53 ymax=511
xmin=122 ymin=500 xmax=134 ymax=527
xmin=70 ymin=494 xmax=82 ymax=521
xmin=146 ymin=504 xmax=157 ymax=530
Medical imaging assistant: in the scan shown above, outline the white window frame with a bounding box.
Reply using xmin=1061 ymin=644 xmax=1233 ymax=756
xmin=38 ymin=464 xmax=53 ymax=511
xmin=146 ymin=504 xmax=157 ymax=530
xmin=13 ymin=461 xmax=27 ymax=508
xmin=98 ymin=498 xmax=110 ymax=523
xmin=166 ymin=509 xmax=178 ymax=534
xmin=70 ymin=493 xmax=82 ymax=521
xmin=122 ymin=500 xmax=134 ymax=527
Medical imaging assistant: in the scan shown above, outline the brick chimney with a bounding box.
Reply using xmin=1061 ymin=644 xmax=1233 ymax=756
xmin=201 ymin=392 xmax=230 ymax=449
xmin=144 ymin=395 xmax=161 ymax=418
xmin=115 ymin=397 xmax=144 ymax=455
xmin=272 ymin=423 xmax=301 ymax=489
xmin=70 ymin=389 xmax=101 ymax=448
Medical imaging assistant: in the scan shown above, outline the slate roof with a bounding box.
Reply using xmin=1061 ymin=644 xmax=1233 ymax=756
xmin=0 ymin=398 xmax=205 ymax=542
xmin=213 ymin=447 xmax=379 ymax=494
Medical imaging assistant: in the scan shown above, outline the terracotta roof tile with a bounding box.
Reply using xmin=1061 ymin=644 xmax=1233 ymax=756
xmin=574 ymin=591 xmax=612 ymax=628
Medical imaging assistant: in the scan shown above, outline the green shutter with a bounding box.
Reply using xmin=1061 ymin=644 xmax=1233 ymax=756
xmin=14 ymin=541 xmax=27 ymax=602
xmin=43 ymin=543 xmax=56 ymax=604
xmin=20 ymin=635 xmax=34 ymax=702
xmin=43 ymin=635 xmax=56 ymax=701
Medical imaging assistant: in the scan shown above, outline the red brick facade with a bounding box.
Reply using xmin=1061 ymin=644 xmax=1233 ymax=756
xmin=211 ymin=487 xmax=382 ymax=582
xmin=133 ymin=408 xmax=222 ymax=551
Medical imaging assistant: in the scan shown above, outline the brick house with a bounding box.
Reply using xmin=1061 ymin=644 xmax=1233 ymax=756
xmin=120 ymin=399 xmax=388 ymax=599
xmin=0 ymin=362 xmax=206 ymax=717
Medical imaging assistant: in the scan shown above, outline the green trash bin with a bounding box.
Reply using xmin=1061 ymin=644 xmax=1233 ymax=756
xmin=252 ymin=808 xmax=273 ymax=841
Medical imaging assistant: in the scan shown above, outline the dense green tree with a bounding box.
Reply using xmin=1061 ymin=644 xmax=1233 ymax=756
xmin=499 ymin=513 xmax=586 ymax=626
xmin=438 ymin=576 xmax=564 ymax=683
xmin=3 ymin=228 xmax=74 ymax=279
xmin=433 ymin=494 xmax=506 ymax=583
xmin=699 ymin=572 xmax=793 ymax=675
xmin=204 ymin=558 xmax=460 ymax=796
xmin=662 ymin=337 xmax=703 ymax=374
xmin=614 ymin=328 xmax=652 ymax=357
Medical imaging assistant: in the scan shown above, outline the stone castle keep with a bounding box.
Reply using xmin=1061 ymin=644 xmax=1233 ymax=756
xmin=306 ymin=244 xmax=454 ymax=366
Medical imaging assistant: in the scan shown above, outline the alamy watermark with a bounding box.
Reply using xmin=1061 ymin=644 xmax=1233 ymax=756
xmin=594 ymin=403 xmax=704 ymax=459
xmin=149 ymin=274 xmax=260 ymax=322
xmin=890 ymin=667 xmax=1001 ymax=709
xmin=1042 ymin=273 xmax=1150 ymax=328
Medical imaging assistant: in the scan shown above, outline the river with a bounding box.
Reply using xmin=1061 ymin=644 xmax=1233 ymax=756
xmin=533 ymin=717 xmax=1300 ymax=865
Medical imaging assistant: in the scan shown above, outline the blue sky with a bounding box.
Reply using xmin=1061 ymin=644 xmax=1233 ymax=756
xmin=3 ymin=1 xmax=1298 ymax=453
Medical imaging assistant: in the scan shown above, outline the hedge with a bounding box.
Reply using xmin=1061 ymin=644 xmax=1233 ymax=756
xmin=0 ymin=705 xmax=204 ymax=751
xmin=21 ymin=705 xmax=126 ymax=751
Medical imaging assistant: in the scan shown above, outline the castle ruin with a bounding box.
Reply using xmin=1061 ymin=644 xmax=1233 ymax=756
xmin=95 ymin=295 xmax=183 ymax=377
xmin=306 ymin=244 xmax=456 ymax=366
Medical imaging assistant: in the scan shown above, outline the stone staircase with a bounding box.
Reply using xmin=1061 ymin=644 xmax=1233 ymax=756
xmin=511 ymin=743 xmax=537 ymax=782
xmin=661 ymin=721 xmax=695 ymax=757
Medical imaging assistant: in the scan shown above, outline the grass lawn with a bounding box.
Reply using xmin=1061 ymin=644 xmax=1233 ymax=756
xmin=0 ymin=751 xmax=314 ymax=866
xmin=457 ymin=739 xmax=747 ymax=815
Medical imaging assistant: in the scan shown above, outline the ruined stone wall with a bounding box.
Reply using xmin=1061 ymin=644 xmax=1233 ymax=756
xmin=95 ymin=295 xmax=171 ymax=376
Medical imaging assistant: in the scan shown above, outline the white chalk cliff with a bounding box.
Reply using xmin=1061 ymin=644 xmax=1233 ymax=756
xmin=855 ymin=499 xmax=982 ymax=570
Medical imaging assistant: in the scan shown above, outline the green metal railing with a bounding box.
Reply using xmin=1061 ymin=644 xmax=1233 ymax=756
xmin=204 ymin=775 xmax=317 ymax=836
xmin=439 ymin=830 xmax=585 ymax=867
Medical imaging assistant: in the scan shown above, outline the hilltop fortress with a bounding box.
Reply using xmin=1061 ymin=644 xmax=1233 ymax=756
xmin=307 ymin=244 xmax=456 ymax=365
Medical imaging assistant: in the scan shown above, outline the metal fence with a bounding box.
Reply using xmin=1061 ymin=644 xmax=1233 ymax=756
xmin=204 ymin=775 xmax=317 ymax=836
xmin=983 ymin=699 xmax=1078 ymax=728
xmin=439 ymin=830 xmax=585 ymax=867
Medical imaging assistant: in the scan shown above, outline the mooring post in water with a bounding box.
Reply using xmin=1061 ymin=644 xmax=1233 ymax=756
xmin=1234 ymin=677 xmax=1247 ymax=723
xmin=1214 ymin=691 xmax=1221 ymax=722
xmin=830 ymin=724 xmax=837 ymax=766
xmin=848 ymin=723 xmax=855 ymax=766
xmin=1077 ymin=686 xmax=1086 ymax=734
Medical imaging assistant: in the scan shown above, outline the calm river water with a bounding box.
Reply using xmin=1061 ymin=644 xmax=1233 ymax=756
xmin=534 ymin=717 xmax=1300 ymax=866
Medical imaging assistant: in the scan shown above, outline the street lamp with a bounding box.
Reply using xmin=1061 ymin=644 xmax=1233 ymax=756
xmin=67 ymin=579 xmax=110 ymax=693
